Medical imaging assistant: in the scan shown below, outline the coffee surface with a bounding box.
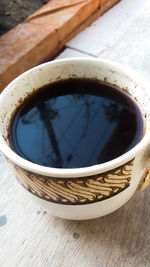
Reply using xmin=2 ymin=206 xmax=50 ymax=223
xmin=9 ymin=78 xmax=144 ymax=168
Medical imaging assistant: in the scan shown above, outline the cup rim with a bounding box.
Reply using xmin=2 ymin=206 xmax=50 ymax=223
xmin=0 ymin=57 xmax=150 ymax=178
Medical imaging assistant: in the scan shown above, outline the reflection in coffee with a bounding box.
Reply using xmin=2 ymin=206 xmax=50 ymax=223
xmin=9 ymin=79 xmax=144 ymax=168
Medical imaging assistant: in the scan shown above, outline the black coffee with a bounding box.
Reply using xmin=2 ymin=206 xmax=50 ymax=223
xmin=9 ymin=78 xmax=144 ymax=168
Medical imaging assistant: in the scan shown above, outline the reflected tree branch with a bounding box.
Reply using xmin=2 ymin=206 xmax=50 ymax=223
xmin=38 ymin=102 xmax=63 ymax=168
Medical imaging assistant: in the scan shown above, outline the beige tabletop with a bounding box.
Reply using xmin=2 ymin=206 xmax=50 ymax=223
xmin=0 ymin=1 xmax=150 ymax=266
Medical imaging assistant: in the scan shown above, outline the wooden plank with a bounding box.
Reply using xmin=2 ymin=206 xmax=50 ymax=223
xmin=0 ymin=0 xmax=120 ymax=92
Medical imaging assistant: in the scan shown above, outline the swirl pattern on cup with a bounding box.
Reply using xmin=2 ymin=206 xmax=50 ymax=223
xmin=8 ymin=159 xmax=134 ymax=205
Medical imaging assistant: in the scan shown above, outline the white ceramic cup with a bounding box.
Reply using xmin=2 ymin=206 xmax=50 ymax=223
xmin=0 ymin=58 xmax=150 ymax=220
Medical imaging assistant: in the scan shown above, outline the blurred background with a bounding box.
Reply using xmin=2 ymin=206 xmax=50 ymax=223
xmin=0 ymin=0 xmax=49 ymax=35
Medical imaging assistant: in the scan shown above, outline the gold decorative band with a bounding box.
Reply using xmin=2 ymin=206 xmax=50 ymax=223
xmin=9 ymin=159 xmax=134 ymax=205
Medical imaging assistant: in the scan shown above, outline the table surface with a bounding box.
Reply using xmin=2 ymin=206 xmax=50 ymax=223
xmin=0 ymin=0 xmax=150 ymax=266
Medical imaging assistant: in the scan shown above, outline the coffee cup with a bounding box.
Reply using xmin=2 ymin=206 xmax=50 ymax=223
xmin=0 ymin=58 xmax=150 ymax=220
